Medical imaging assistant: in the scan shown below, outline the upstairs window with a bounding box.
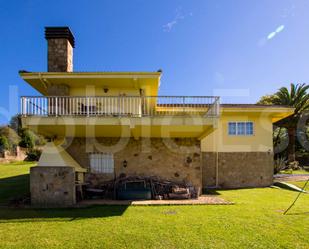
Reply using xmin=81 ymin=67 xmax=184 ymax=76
xmin=89 ymin=153 xmax=114 ymax=173
xmin=228 ymin=122 xmax=254 ymax=136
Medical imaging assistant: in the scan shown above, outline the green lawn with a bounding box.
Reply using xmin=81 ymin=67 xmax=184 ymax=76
xmin=279 ymin=169 xmax=309 ymax=175
xmin=0 ymin=163 xmax=308 ymax=249
xmin=0 ymin=162 xmax=35 ymax=204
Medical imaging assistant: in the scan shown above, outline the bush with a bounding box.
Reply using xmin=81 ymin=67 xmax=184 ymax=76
xmin=0 ymin=135 xmax=9 ymax=153
xmin=25 ymin=148 xmax=42 ymax=161
xmin=19 ymin=129 xmax=35 ymax=149
xmin=35 ymin=134 xmax=46 ymax=146
xmin=19 ymin=128 xmax=46 ymax=148
xmin=274 ymin=157 xmax=287 ymax=174
xmin=0 ymin=126 xmax=20 ymax=150
xmin=288 ymin=161 xmax=301 ymax=170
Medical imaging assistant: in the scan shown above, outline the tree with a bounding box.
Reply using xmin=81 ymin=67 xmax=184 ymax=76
xmin=273 ymin=126 xmax=288 ymax=155
xmin=0 ymin=126 xmax=20 ymax=150
xmin=9 ymin=115 xmax=21 ymax=134
xmin=0 ymin=135 xmax=9 ymax=153
xmin=19 ymin=129 xmax=35 ymax=149
xmin=9 ymin=115 xmax=46 ymax=147
xmin=256 ymin=94 xmax=279 ymax=105
xmin=258 ymin=83 xmax=309 ymax=161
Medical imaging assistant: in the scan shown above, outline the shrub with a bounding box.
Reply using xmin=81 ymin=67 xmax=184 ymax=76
xmin=274 ymin=157 xmax=287 ymax=174
xmin=35 ymin=134 xmax=46 ymax=146
xmin=288 ymin=161 xmax=301 ymax=170
xmin=25 ymin=148 xmax=42 ymax=161
xmin=19 ymin=129 xmax=35 ymax=149
xmin=0 ymin=126 xmax=20 ymax=150
xmin=19 ymin=128 xmax=46 ymax=148
xmin=0 ymin=135 xmax=9 ymax=153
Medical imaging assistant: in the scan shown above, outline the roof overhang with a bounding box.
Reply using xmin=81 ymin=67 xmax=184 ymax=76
xmin=21 ymin=116 xmax=218 ymax=139
xmin=19 ymin=72 xmax=161 ymax=96
xmin=221 ymin=106 xmax=295 ymax=123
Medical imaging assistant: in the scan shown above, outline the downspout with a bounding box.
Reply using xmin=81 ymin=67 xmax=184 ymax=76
xmin=215 ymin=150 xmax=219 ymax=188
xmin=215 ymin=99 xmax=220 ymax=188
xmin=213 ymin=129 xmax=219 ymax=188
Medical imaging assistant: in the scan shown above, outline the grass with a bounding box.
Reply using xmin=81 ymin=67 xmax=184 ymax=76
xmin=279 ymin=169 xmax=309 ymax=175
xmin=0 ymin=161 xmax=35 ymax=204
xmin=286 ymin=181 xmax=309 ymax=189
xmin=0 ymin=163 xmax=308 ymax=249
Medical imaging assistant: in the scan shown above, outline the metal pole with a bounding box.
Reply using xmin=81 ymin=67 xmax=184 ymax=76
xmin=283 ymin=178 xmax=309 ymax=215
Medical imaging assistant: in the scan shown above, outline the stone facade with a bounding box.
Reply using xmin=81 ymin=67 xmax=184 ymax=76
xmin=30 ymin=166 xmax=76 ymax=207
xmin=202 ymin=152 xmax=274 ymax=188
xmin=47 ymin=84 xmax=70 ymax=96
xmin=47 ymin=38 xmax=73 ymax=72
xmin=29 ymin=140 xmax=274 ymax=207
xmin=65 ymin=137 xmax=202 ymax=192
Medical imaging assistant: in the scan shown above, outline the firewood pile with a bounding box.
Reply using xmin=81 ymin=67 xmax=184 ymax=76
xmin=87 ymin=175 xmax=198 ymax=200
xmin=147 ymin=177 xmax=197 ymax=200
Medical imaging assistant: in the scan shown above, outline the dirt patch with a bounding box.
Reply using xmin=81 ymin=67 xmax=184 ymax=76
xmin=274 ymin=174 xmax=309 ymax=182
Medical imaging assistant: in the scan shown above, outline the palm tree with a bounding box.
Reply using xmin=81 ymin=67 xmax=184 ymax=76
xmin=272 ymin=83 xmax=309 ymax=161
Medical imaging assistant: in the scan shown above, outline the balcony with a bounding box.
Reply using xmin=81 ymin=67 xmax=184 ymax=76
xmin=21 ymin=96 xmax=220 ymax=118
xmin=20 ymin=96 xmax=220 ymax=138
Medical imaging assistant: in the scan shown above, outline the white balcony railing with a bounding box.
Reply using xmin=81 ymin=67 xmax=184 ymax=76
xmin=20 ymin=96 xmax=220 ymax=118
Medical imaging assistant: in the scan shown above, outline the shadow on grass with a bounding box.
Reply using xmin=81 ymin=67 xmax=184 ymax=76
xmin=0 ymin=174 xmax=129 ymax=223
xmin=0 ymin=205 xmax=129 ymax=223
xmin=0 ymin=174 xmax=30 ymax=205
xmin=285 ymin=211 xmax=309 ymax=216
xmin=202 ymin=188 xmax=221 ymax=195
xmin=202 ymin=186 xmax=272 ymax=195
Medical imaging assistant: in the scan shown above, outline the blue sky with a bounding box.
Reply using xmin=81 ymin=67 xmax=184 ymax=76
xmin=0 ymin=0 xmax=309 ymax=124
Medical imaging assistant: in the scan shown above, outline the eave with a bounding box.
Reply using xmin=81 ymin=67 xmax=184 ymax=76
xmin=19 ymin=71 xmax=162 ymax=96
xmin=221 ymin=106 xmax=295 ymax=123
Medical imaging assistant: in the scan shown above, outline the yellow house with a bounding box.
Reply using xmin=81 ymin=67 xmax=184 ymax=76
xmin=20 ymin=27 xmax=293 ymax=207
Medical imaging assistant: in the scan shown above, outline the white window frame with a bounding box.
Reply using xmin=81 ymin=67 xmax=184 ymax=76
xmin=89 ymin=153 xmax=114 ymax=174
xmin=228 ymin=121 xmax=254 ymax=136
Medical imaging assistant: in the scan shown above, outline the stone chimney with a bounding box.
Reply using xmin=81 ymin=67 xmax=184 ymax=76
xmin=45 ymin=27 xmax=75 ymax=72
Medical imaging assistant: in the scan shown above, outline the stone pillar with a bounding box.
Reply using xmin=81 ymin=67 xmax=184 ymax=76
xmin=30 ymin=166 xmax=76 ymax=207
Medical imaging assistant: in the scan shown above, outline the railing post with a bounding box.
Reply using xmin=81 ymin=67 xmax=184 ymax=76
xmin=87 ymin=97 xmax=90 ymax=117
xmin=118 ymin=96 xmax=120 ymax=116
xmin=55 ymin=97 xmax=58 ymax=117
xmin=141 ymin=96 xmax=143 ymax=116
xmin=22 ymin=97 xmax=26 ymax=116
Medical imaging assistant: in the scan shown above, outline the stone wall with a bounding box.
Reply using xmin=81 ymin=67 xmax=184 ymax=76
xmin=202 ymin=152 xmax=274 ymax=189
xmin=30 ymin=166 xmax=76 ymax=207
xmin=47 ymin=38 xmax=73 ymax=72
xmin=202 ymin=152 xmax=217 ymax=187
xmin=0 ymin=146 xmax=27 ymax=162
xmin=47 ymin=84 xmax=70 ymax=96
xmin=65 ymin=137 xmax=202 ymax=192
